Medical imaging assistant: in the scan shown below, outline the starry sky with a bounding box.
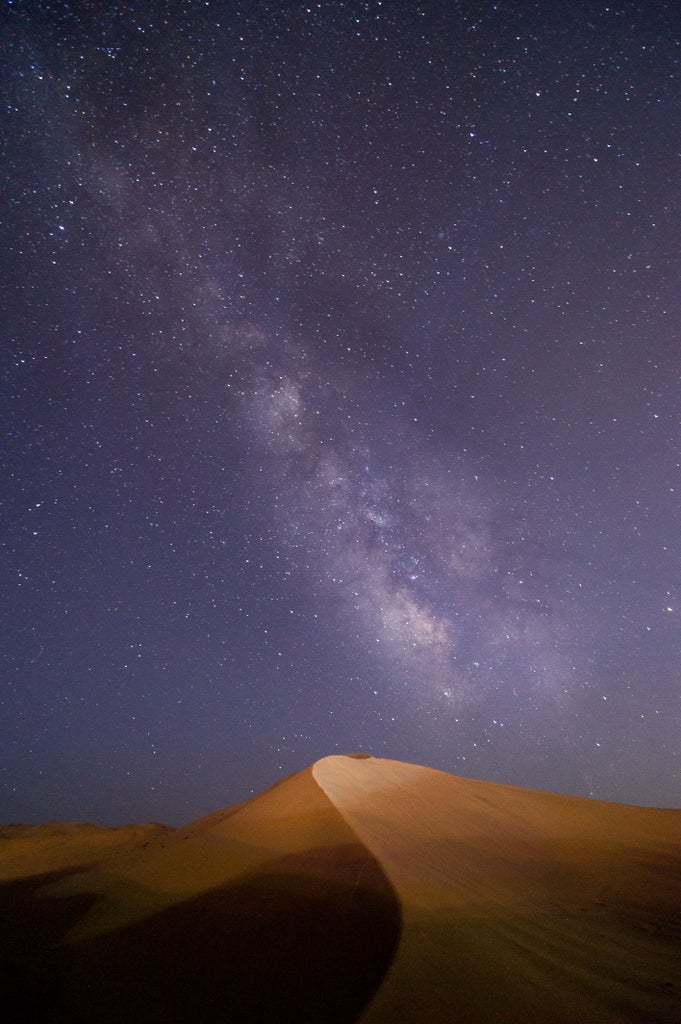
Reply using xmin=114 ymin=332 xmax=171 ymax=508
xmin=2 ymin=0 xmax=680 ymax=825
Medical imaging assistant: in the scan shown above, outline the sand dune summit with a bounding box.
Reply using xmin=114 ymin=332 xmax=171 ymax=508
xmin=1 ymin=755 xmax=679 ymax=1023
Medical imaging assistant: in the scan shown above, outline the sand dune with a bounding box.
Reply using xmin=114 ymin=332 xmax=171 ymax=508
xmin=1 ymin=755 xmax=679 ymax=1023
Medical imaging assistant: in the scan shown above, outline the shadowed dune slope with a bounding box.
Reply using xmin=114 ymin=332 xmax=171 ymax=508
xmin=0 ymin=765 xmax=400 ymax=1023
xmin=313 ymin=755 xmax=681 ymax=1024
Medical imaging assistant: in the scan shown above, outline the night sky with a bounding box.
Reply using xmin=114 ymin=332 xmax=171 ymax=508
xmin=3 ymin=0 xmax=680 ymax=826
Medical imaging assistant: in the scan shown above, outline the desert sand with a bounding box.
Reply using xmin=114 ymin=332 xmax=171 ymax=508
xmin=1 ymin=754 xmax=679 ymax=1022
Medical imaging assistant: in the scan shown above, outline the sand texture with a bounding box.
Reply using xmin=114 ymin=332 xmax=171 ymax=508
xmin=1 ymin=755 xmax=679 ymax=1022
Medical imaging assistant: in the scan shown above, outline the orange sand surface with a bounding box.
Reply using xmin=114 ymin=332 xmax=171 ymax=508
xmin=315 ymin=755 xmax=681 ymax=1023
xmin=1 ymin=755 xmax=679 ymax=1023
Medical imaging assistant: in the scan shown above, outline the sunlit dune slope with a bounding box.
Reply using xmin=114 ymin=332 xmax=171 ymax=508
xmin=314 ymin=755 xmax=681 ymax=1024
xmin=1 ymin=754 xmax=679 ymax=1024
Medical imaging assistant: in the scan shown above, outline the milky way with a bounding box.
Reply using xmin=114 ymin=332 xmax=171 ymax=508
xmin=2 ymin=1 xmax=679 ymax=823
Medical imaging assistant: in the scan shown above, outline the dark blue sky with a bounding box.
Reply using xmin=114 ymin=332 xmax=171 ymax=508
xmin=2 ymin=0 xmax=679 ymax=825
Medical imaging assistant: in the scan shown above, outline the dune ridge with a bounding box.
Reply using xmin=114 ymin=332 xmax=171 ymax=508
xmin=1 ymin=754 xmax=679 ymax=1023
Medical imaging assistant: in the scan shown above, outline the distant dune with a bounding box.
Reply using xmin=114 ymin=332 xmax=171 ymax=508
xmin=1 ymin=755 xmax=679 ymax=1023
